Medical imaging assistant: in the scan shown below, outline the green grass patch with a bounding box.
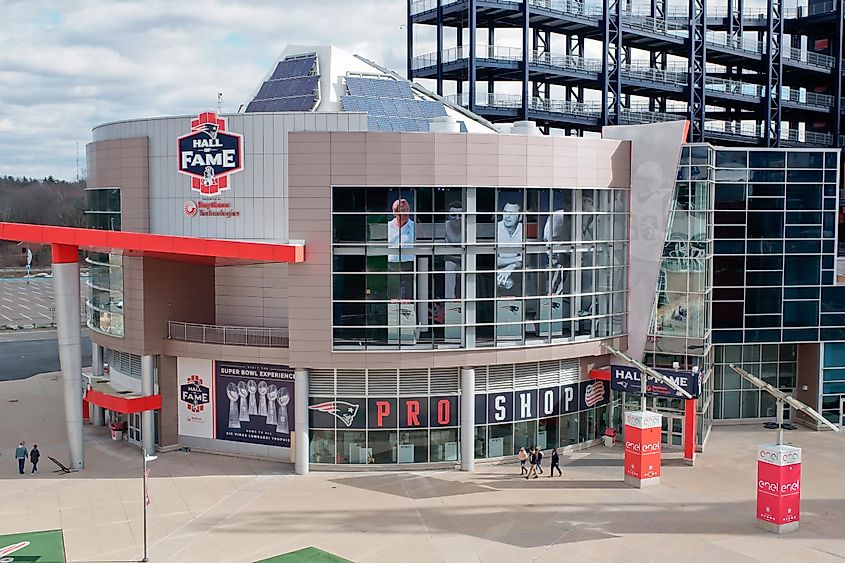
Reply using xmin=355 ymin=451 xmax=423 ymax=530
xmin=254 ymin=546 xmax=353 ymax=563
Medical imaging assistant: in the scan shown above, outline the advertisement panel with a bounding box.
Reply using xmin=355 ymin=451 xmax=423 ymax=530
xmin=214 ymin=361 xmax=295 ymax=448
xmin=756 ymin=444 xmax=802 ymax=528
xmin=610 ymin=365 xmax=701 ymax=398
xmin=177 ymin=358 xmax=214 ymax=439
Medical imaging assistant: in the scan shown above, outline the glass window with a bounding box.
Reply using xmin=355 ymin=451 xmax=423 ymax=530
xmin=559 ymin=413 xmax=578 ymax=446
xmin=336 ymin=430 xmax=368 ymax=464
xmin=309 ymin=430 xmax=335 ymax=463
xmin=369 ymin=430 xmax=397 ymax=464
xmin=513 ymin=420 xmax=537 ymax=454
xmin=487 ymin=423 xmax=513 ymax=458
xmin=784 ymin=256 xmax=820 ymax=286
xmin=430 ymin=428 xmax=459 ymax=462
xmin=474 ymin=425 xmax=487 ymax=459
xmin=538 ymin=417 xmax=559 ymax=450
xmin=398 ymin=430 xmax=428 ymax=463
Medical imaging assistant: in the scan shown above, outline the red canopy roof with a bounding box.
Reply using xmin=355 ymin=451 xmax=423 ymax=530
xmin=0 ymin=222 xmax=305 ymax=264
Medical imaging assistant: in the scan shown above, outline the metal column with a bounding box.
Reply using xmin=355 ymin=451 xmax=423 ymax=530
xmin=437 ymin=0 xmax=444 ymax=95
xmin=295 ymin=369 xmax=310 ymax=475
xmin=765 ymin=0 xmax=783 ymax=146
xmin=602 ymin=0 xmax=622 ymax=126
xmin=141 ymin=355 xmax=155 ymax=455
xmin=521 ymin=0 xmax=530 ymax=120
xmin=688 ymin=0 xmax=707 ymax=142
xmin=52 ymin=243 xmax=83 ymax=469
xmin=407 ymin=0 xmax=414 ymax=79
xmin=460 ymin=368 xmax=475 ymax=472
xmin=833 ymin=0 xmax=843 ymax=146
xmin=468 ymin=0 xmax=477 ymax=112
xmin=91 ymin=342 xmax=105 ymax=427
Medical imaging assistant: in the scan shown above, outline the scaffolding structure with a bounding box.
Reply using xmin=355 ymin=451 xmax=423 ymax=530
xmin=407 ymin=0 xmax=845 ymax=146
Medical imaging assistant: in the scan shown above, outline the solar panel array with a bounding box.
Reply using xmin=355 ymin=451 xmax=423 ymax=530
xmin=341 ymin=76 xmax=449 ymax=132
xmin=246 ymin=55 xmax=320 ymax=113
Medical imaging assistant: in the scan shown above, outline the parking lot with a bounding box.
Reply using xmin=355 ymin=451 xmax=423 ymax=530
xmin=0 ymin=276 xmax=87 ymax=328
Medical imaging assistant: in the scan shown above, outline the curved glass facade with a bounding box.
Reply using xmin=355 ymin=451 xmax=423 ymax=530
xmin=332 ymin=186 xmax=629 ymax=350
xmin=85 ymin=252 xmax=124 ymax=337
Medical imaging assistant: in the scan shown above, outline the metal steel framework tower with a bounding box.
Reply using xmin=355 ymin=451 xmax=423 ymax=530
xmin=407 ymin=0 xmax=845 ymax=147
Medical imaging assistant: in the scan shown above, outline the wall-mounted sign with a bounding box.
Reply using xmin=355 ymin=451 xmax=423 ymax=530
xmin=177 ymin=358 xmax=214 ymax=439
xmin=214 ymin=361 xmax=295 ymax=448
xmin=308 ymin=379 xmax=609 ymax=430
xmin=177 ymin=112 xmax=243 ymax=196
xmin=610 ymin=365 xmax=701 ymax=398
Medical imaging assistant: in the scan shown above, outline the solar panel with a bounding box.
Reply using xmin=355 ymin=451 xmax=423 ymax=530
xmin=247 ymin=96 xmax=316 ymax=112
xmin=254 ymin=75 xmax=320 ymax=101
xmin=270 ymin=56 xmax=316 ymax=80
xmin=346 ymin=77 xmax=414 ymax=99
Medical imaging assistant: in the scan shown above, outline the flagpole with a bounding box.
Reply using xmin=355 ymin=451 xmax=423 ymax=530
xmin=142 ymin=448 xmax=148 ymax=562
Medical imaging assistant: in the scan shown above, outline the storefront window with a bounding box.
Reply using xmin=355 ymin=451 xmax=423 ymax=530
xmin=310 ymin=430 xmax=335 ymax=464
xmin=474 ymin=425 xmax=487 ymax=459
xmin=369 ymin=430 xmax=397 ymax=464
xmin=398 ymin=430 xmax=429 ymax=463
xmin=538 ymin=417 xmax=559 ymax=449
xmin=513 ymin=420 xmax=537 ymax=454
xmin=487 ymin=424 xmax=513 ymax=458
xmin=337 ymin=430 xmax=367 ymax=464
xmin=559 ymin=413 xmax=578 ymax=446
xmin=430 ymin=428 xmax=459 ymax=462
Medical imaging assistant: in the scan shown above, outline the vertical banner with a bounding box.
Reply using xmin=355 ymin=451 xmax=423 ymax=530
xmin=177 ymin=358 xmax=214 ymax=439
xmin=757 ymin=445 xmax=802 ymax=532
xmin=214 ymin=361 xmax=295 ymax=448
xmin=623 ymin=410 xmax=662 ymax=487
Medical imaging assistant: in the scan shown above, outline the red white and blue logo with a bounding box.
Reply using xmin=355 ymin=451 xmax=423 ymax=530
xmin=309 ymin=401 xmax=360 ymax=427
xmin=177 ymin=112 xmax=243 ymax=196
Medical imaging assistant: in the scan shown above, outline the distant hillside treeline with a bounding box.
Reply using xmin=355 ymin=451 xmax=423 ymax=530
xmin=0 ymin=175 xmax=86 ymax=227
xmin=0 ymin=176 xmax=87 ymax=268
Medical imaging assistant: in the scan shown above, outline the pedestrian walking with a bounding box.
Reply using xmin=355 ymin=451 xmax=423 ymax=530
xmin=536 ymin=447 xmax=544 ymax=474
xmin=14 ymin=442 xmax=27 ymax=475
xmin=524 ymin=447 xmax=539 ymax=479
xmin=517 ymin=447 xmax=528 ymax=475
xmin=30 ymin=445 xmax=40 ymax=475
xmin=549 ymin=448 xmax=562 ymax=477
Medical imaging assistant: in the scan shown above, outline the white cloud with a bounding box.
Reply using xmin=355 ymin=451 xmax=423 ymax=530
xmin=0 ymin=0 xmax=406 ymax=180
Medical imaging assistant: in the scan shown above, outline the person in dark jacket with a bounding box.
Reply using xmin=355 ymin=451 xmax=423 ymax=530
xmin=524 ymin=448 xmax=539 ymax=479
xmin=549 ymin=448 xmax=562 ymax=477
xmin=30 ymin=445 xmax=40 ymax=475
xmin=535 ymin=448 xmax=544 ymax=474
xmin=15 ymin=442 xmax=27 ymax=475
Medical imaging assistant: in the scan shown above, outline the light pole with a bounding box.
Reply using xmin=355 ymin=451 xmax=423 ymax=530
xmin=142 ymin=449 xmax=157 ymax=562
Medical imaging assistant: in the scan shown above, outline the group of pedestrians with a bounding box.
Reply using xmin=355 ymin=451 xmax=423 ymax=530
xmin=518 ymin=446 xmax=562 ymax=479
xmin=14 ymin=441 xmax=40 ymax=475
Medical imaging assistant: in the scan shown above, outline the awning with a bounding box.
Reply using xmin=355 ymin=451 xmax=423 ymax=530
xmin=85 ymin=378 xmax=161 ymax=414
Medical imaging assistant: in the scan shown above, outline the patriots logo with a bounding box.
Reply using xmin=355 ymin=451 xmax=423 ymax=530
xmin=196 ymin=121 xmax=220 ymax=140
xmin=0 ymin=541 xmax=30 ymax=558
xmin=309 ymin=401 xmax=360 ymax=427
xmin=500 ymin=304 xmax=520 ymax=314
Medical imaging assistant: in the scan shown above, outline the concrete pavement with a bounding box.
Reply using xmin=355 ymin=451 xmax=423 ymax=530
xmin=1 ymin=371 xmax=844 ymax=562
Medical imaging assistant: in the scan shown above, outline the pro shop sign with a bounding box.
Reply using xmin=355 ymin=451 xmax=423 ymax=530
xmin=177 ymin=112 xmax=243 ymax=196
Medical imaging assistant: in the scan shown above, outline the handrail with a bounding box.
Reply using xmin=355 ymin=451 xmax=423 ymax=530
xmin=167 ymin=321 xmax=290 ymax=348
xmin=418 ymin=46 xmax=835 ymax=109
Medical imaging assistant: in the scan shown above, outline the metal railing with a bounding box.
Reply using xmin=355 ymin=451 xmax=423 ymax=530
xmin=167 ymin=321 xmax=290 ymax=348
xmin=419 ymin=47 xmax=835 ymax=109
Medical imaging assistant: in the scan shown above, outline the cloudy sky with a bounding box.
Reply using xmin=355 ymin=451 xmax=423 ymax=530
xmin=0 ymin=0 xmax=411 ymax=180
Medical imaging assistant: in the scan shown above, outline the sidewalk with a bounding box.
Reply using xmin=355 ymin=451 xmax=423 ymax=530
xmin=1 ymin=372 xmax=844 ymax=562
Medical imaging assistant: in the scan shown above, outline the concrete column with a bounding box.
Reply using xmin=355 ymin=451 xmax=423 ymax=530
xmin=91 ymin=342 xmax=105 ymax=426
xmin=460 ymin=368 xmax=475 ymax=472
xmin=52 ymin=244 xmax=83 ymax=469
xmin=141 ymin=355 xmax=156 ymax=455
xmin=295 ymin=369 xmax=309 ymax=475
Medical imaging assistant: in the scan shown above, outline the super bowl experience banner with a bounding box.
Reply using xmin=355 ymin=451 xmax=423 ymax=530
xmin=214 ymin=361 xmax=295 ymax=448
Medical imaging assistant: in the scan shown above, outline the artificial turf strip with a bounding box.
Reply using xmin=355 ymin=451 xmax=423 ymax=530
xmin=0 ymin=529 xmax=66 ymax=563
xmin=254 ymin=546 xmax=353 ymax=563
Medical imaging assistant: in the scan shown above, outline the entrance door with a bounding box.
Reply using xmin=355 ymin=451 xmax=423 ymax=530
xmin=127 ymin=412 xmax=142 ymax=445
xmin=840 ymin=398 xmax=845 ymax=428
xmin=661 ymin=415 xmax=684 ymax=449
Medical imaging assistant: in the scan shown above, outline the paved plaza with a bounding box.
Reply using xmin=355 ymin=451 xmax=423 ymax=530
xmin=1 ymin=371 xmax=844 ymax=563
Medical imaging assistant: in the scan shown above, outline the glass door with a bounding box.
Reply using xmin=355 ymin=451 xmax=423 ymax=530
xmin=661 ymin=415 xmax=684 ymax=449
xmin=127 ymin=412 xmax=141 ymax=445
xmin=840 ymin=398 xmax=845 ymax=428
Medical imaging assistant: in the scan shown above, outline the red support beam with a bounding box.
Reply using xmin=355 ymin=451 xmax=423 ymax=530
xmin=0 ymin=222 xmax=305 ymax=264
xmin=684 ymin=398 xmax=697 ymax=465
